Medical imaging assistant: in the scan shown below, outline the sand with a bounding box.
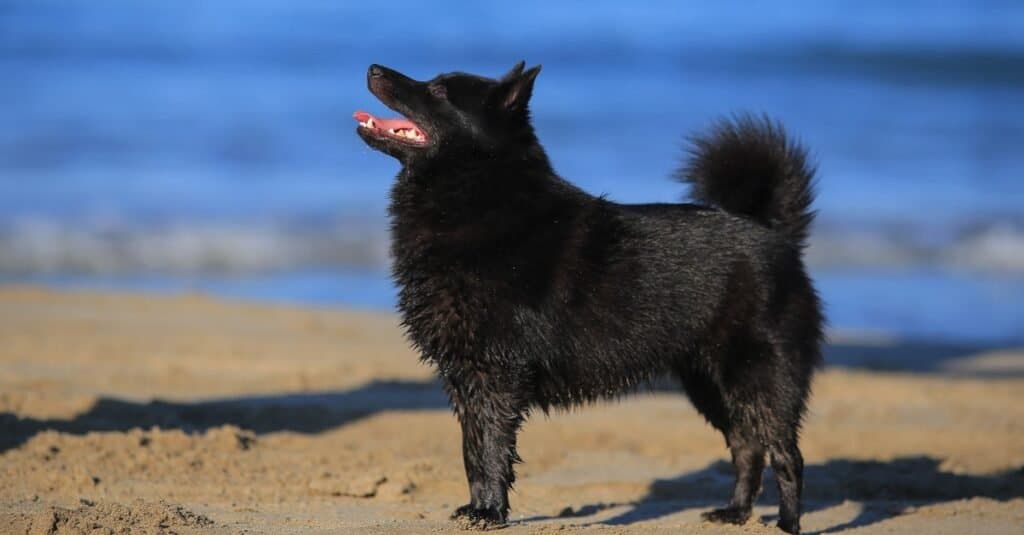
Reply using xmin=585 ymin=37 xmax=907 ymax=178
xmin=1 ymin=286 xmax=1022 ymax=534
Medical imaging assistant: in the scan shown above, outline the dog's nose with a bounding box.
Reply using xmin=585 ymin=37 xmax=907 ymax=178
xmin=369 ymin=65 xmax=384 ymax=78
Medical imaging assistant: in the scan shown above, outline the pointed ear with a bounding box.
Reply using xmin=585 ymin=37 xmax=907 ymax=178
xmin=495 ymin=64 xmax=542 ymax=112
xmin=500 ymin=60 xmax=526 ymax=82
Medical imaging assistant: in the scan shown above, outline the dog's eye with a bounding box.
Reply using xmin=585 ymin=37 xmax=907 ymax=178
xmin=429 ymin=84 xmax=447 ymax=99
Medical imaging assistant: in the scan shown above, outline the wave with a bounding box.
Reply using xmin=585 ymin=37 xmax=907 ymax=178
xmin=2 ymin=216 xmax=1024 ymax=277
xmin=0 ymin=216 xmax=389 ymax=276
xmin=807 ymin=221 xmax=1024 ymax=274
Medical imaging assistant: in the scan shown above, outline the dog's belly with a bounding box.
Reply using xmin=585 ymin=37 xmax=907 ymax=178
xmin=522 ymin=331 xmax=680 ymax=408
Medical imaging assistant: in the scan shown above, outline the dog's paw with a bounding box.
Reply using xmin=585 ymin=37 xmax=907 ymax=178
xmin=701 ymin=506 xmax=752 ymax=525
xmin=451 ymin=504 xmax=507 ymax=530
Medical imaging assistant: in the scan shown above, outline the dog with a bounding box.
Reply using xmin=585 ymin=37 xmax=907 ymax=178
xmin=354 ymin=61 xmax=823 ymax=534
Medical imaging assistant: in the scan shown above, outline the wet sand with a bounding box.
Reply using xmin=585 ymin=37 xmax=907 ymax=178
xmin=1 ymin=286 xmax=1022 ymax=534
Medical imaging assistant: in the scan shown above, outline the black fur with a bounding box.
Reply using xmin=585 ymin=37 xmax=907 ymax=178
xmin=355 ymin=62 xmax=824 ymax=534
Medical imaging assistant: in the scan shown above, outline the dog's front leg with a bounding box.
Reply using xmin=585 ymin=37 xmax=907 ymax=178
xmin=445 ymin=370 xmax=526 ymax=529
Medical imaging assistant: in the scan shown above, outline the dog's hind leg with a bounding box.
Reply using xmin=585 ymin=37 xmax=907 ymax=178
xmin=703 ymin=428 xmax=766 ymax=525
xmin=679 ymin=367 xmax=765 ymax=525
xmin=684 ymin=338 xmax=808 ymax=532
xmin=765 ymin=338 xmax=814 ymax=534
xmin=768 ymin=431 xmax=803 ymax=534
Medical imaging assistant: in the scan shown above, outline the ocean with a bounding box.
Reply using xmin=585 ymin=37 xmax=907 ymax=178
xmin=1 ymin=1 xmax=1022 ymax=343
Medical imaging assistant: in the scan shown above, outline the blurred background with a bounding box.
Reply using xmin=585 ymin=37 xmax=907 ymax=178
xmin=1 ymin=0 xmax=1022 ymax=344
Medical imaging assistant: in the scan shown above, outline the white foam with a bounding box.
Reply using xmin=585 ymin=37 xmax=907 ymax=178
xmin=0 ymin=217 xmax=389 ymax=275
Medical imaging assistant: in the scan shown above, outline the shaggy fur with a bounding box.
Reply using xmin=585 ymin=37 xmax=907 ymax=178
xmin=355 ymin=62 xmax=824 ymax=534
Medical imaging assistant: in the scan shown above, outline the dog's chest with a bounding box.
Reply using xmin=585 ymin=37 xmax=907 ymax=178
xmin=388 ymin=198 xmax=556 ymax=362
xmin=394 ymin=263 xmax=504 ymax=361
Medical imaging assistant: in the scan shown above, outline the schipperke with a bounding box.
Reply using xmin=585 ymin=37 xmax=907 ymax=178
xmin=354 ymin=61 xmax=823 ymax=534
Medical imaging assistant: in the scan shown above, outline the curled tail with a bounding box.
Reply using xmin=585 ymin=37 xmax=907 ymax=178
xmin=679 ymin=114 xmax=817 ymax=247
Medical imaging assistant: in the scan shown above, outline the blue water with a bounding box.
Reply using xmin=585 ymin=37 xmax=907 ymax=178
xmin=1 ymin=1 xmax=1023 ymax=343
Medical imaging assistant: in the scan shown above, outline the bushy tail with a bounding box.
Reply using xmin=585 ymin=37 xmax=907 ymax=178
xmin=679 ymin=114 xmax=817 ymax=247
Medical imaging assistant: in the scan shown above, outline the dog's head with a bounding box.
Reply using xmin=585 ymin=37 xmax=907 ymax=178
xmin=354 ymin=62 xmax=542 ymax=163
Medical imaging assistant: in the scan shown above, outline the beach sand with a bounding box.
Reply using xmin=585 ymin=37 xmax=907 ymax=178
xmin=1 ymin=286 xmax=1022 ymax=534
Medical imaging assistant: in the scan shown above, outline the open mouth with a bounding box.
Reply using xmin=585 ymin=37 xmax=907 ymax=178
xmin=353 ymin=111 xmax=428 ymax=145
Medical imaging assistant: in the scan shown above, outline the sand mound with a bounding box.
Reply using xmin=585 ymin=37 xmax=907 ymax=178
xmin=7 ymin=500 xmax=215 ymax=535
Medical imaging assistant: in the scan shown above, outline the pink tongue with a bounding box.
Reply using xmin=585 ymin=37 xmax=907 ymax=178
xmin=353 ymin=111 xmax=419 ymax=131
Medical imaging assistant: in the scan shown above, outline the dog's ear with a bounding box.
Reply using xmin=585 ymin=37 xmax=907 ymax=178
xmin=499 ymin=60 xmax=526 ymax=82
xmin=494 ymin=64 xmax=542 ymax=112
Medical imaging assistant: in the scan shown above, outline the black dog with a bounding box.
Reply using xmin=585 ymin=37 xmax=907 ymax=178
xmin=355 ymin=61 xmax=823 ymax=534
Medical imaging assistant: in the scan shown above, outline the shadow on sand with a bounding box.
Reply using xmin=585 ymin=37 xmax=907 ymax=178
xmin=529 ymin=456 xmax=1024 ymax=534
xmin=824 ymin=339 xmax=1022 ymax=376
xmin=3 ymin=338 xmax=1021 ymax=452
xmin=0 ymin=378 xmax=449 ymax=453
